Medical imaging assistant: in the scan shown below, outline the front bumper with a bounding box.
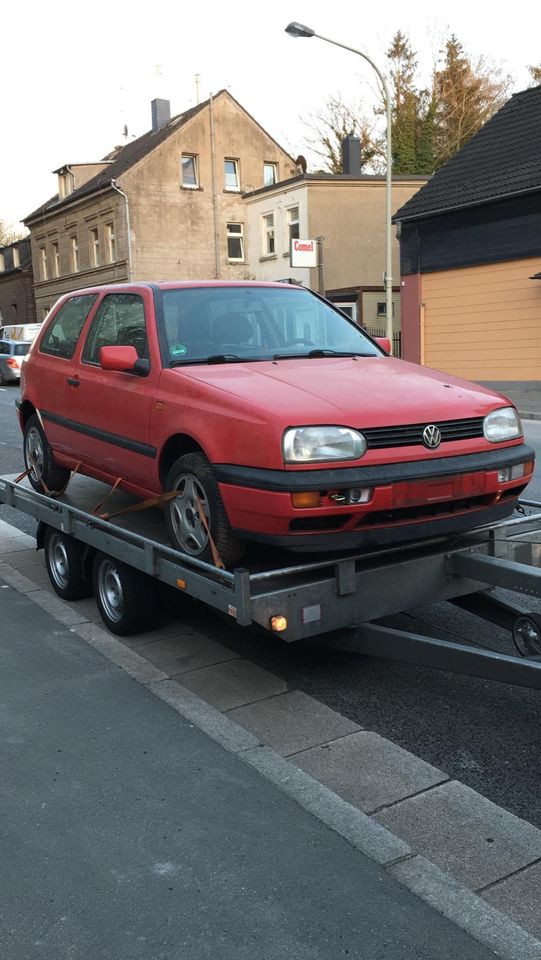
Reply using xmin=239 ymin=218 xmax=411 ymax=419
xmin=215 ymin=443 xmax=535 ymax=552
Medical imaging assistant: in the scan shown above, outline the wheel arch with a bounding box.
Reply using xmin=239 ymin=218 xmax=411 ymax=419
xmin=159 ymin=433 xmax=208 ymax=487
xmin=18 ymin=399 xmax=37 ymax=429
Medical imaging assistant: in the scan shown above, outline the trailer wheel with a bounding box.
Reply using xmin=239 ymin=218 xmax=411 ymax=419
xmin=93 ymin=553 xmax=158 ymax=636
xmin=512 ymin=613 xmax=541 ymax=658
xmin=44 ymin=527 xmax=93 ymax=600
xmin=23 ymin=414 xmax=71 ymax=494
xmin=164 ymin=452 xmax=246 ymax=568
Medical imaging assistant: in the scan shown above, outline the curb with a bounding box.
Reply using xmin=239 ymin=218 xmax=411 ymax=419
xmin=1 ymin=552 xmax=540 ymax=959
xmin=519 ymin=411 xmax=541 ymax=422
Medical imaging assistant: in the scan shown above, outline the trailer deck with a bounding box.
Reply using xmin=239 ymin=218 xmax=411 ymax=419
xmin=1 ymin=473 xmax=541 ymax=689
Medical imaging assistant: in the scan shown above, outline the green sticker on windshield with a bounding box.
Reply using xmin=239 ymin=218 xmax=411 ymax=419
xmin=171 ymin=344 xmax=187 ymax=356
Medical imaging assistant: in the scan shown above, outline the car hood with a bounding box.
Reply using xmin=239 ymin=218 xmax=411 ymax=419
xmin=176 ymin=356 xmax=512 ymax=427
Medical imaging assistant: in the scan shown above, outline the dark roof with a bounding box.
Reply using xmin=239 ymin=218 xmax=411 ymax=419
xmin=24 ymin=94 xmax=217 ymax=222
xmin=394 ymin=85 xmax=541 ymax=223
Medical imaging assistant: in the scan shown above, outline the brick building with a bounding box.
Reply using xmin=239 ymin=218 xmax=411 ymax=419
xmin=0 ymin=238 xmax=36 ymax=328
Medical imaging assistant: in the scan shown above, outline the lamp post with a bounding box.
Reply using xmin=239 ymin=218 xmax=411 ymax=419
xmin=285 ymin=22 xmax=393 ymax=349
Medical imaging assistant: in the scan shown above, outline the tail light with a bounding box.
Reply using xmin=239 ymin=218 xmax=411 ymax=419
xmin=7 ymin=358 xmax=18 ymax=370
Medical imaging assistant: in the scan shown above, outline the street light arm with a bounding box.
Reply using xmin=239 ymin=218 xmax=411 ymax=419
xmin=311 ymin=31 xmax=389 ymax=102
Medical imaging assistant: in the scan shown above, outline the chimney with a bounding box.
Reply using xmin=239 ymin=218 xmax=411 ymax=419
xmin=151 ymin=98 xmax=171 ymax=133
xmin=341 ymin=134 xmax=361 ymax=175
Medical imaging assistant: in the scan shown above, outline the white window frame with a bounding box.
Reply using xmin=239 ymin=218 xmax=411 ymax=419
xmin=226 ymin=222 xmax=244 ymax=262
xmin=263 ymin=162 xmax=278 ymax=187
xmin=40 ymin=246 xmax=48 ymax=280
xmin=71 ymin=235 xmax=79 ymax=273
xmin=12 ymin=247 xmax=20 ymax=268
xmin=262 ymin=213 xmax=275 ymax=256
xmin=106 ymin=222 xmax=117 ymax=263
xmin=51 ymin=242 xmax=60 ymax=278
xmin=181 ymin=154 xmax=198 ymax=188
xmin=90 ymin=227 xmax=100 ymax=267
xmin=0 ymin=252 xmax=4 ymax=272
xmin=224 ymin=158 xmax=240 ymax=192
xmin=286 ymin=205 xmax=300 ymax=245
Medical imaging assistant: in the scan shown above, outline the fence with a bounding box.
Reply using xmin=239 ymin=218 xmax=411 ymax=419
xmin=363 ymin=327 xmax=402 ymax=358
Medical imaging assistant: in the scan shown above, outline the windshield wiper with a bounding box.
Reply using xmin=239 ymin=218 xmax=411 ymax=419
xmin=272 ymin=349 xmax=373 ymax=360
xmin=170 ymin=354 xmax=243 ymax=367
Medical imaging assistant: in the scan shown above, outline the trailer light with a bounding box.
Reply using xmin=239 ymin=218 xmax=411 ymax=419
xmin=270 ymin=615 xmax=288 ymax=632
xmin=292 ymin=491 xmax=321 ymax=508
xmin=176 ymin=578 xmax=186 ymax=590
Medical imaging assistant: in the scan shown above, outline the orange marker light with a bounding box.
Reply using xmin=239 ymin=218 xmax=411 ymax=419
xmin=270 ymin=615 xmax=288 ymax=632
xmin=176 ymin=578 xmax=186 ymax=590
xmin=291 ymin=491 xmax=321 ymax=509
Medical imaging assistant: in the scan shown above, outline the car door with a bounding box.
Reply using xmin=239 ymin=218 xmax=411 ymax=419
xmin=65 ymin=290 xmax=160 ymax=489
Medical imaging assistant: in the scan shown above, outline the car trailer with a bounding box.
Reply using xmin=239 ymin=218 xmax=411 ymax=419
xmin=1 ymin=474 xmax=541 ymax=690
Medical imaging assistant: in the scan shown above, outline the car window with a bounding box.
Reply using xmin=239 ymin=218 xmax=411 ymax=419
xmin=13 ymin=343 xmax=30 ymax=357
xmin=40 ymin=295 xmax=98 ymax=359
xmin=0 ymin=341 xmax=9 ymax=355
xmin=82 ymin=293 xmax=149 ymax=364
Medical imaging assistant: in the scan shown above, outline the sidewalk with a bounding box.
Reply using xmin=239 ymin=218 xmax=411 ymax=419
xmin=0 ymin=578 xmax=513 ymax=960
xmin=497 ymin=385 xmax=541 ymax=422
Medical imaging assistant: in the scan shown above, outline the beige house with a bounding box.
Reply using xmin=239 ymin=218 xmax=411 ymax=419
xmin=24 ymin=91 xmax=295 ymax=319
xmin=244 ymin=173 xmax=427 ymax=337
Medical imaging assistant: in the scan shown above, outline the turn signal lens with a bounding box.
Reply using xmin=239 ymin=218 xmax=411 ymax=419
xmin=291 ymin=491 xmax=321 ymax=508
xmin=270 ymin=615 xmax=288 ymax=632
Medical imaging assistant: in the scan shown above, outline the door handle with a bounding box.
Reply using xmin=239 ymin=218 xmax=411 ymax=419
xmin=67 ymin=377 xmax=80 ymax=387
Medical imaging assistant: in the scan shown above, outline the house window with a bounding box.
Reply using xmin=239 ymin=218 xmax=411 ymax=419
xmin=287 ymin=206 xmax=300 ymax=245
xmin=52 ymin=242 xmax=60 ymax=278
xmin=224 ymin=159 xmax=240 ymax=191
xmin=377 ymin=301 xmax=395 ymax=317
xmin=90 ymin=227 xmax=100 ymax=267
xmin=40 ymin=246 xmax=48 ymax=280
xmin=58 ymin=171 xmax=74 ymax=198
xmin=181 ymin=154 xmax=198 ymax=188
xmin=12 ymin=247 xmax=20 ymax=268
xmin=106 ymin=223 xmax=117 ymax=262
xmin=0 ymin=252 xmax=4 ymax=272
xmin=262 ymin=214 xmax=275 ymax=255
xmin=227 ymin=222 xmax=244 ymax=261
xmin=71 ymin=235 xmax=79 ymax=272
xmin=264 ymin=162 xmax=278 ymax=187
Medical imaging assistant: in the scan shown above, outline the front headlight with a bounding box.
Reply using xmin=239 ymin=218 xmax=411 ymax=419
xmin=283 ymin=426 xmax=366 ymax=463
xmin=483 ymin=406 xmax=522 ymax=443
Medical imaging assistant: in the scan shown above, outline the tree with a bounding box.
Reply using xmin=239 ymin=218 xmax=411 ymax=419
xmin=433 ymin=36 xmax=511 ymax=168
xmin=0 ymin=219 xmax=27 ymax=246
xmin=386 ymin=32 xmax=425 ymax=174
xmin=528 ymin=64 xmax=541 ymax=86
xmin=301 ymin=95 xmax=382 ymax=174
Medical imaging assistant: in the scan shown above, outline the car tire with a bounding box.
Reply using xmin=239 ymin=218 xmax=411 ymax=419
xmin=23 ymin=413 xmax=71 ymax=494
xmin=93 ymin=553 xmax=159 ymax=636
xmin=164 ymin=452 xmax=246 ymax=568
xmin=44 ymin=527 xmax=93 ymax=601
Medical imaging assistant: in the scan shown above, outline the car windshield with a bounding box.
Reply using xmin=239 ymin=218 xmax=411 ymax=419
xmin=159 ymin=286 xmax=381 ymax=365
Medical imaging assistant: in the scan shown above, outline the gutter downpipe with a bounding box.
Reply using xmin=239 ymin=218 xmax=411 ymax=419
xmin=209 ymin=93 xmax=221 ymax=279
xmin=111 ymin=179 xmax=133 ymax=282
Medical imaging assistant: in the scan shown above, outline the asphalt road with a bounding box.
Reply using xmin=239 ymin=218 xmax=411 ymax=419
xmin=1 ymin=381 xmax=540 ymax=829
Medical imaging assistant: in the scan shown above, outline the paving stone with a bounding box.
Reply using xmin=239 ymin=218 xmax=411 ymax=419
xmin=0 ymin=520 xmax=35 ymax=553
xmin=482 ymin=860 xmax=541 ymax=939
xmin=132 ymin=633 xmax=238 ymax=676
xmin=374 ymin=780 xmax=541 ymax=890
xmin=292 ymin=731 xmax=448 ymax=813
xmin=179 ymin=659 xmax=287 ymax=711
xmin=119 ymin=619 xmax=195 ymax=647
xmin=1 ymin=547 xmax=39 ymax=566
xmin=228 ymin=690 xmax=360 ymax=756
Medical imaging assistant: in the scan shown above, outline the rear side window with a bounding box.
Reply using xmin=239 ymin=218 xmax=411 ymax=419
xmin=13 ymin=343 xmax=30 ymax=356
xmin=0 ymin=341 xmax=9 ymax=355
xmin=40 ymin=295 xmax=97 ymax=359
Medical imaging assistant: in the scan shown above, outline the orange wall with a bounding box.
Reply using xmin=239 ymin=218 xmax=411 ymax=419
xmin=421 ymin=258 xmax=541 ymax=381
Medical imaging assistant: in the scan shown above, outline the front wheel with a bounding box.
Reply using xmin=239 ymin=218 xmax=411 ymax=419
xmin=23 ymin=414 xmax=71 ymax=494
xmin=163 ymin=452 xmax=246 ymax=568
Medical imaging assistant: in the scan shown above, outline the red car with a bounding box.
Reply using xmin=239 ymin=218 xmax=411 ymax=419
xmin=18 ymin=281 xmax=534 ymax=567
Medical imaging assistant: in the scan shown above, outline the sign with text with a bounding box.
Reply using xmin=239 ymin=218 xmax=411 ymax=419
xmin=291 ymin=238 xmax=317 ymax=267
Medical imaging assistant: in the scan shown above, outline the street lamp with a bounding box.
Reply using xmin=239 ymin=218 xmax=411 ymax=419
xmin=285 ymin=22 xmax=393 ymax=349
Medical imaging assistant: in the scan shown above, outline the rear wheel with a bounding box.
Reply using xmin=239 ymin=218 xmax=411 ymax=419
xmin=163 ymin=452 xmax=245 ymax=568
xmin=44 ymin=527 xmax=93 ymax=600
xmin=23 ymin=414 xmax=71 ymax=494
xmin=93 ymin=553 xmax=159 ymax=636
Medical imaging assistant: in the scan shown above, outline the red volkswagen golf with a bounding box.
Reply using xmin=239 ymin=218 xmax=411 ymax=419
xmin=18 ymin=281 xmax=534 ymax=567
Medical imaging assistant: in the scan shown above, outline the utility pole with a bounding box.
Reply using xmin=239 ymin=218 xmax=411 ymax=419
xmin=316 ymin=236 xmax=325 ymax=296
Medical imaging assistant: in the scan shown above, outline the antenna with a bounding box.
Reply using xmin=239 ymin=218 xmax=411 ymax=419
xmin=195 ymin=73 xmax=201 ymax=104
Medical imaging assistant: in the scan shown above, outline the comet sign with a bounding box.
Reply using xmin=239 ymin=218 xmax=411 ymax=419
xmin=291 ymin=238 xmax=317 ymax=267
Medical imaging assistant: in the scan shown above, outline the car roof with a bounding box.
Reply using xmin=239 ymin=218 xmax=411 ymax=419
xmin=54 ymin=280 xmax=303 ymax=297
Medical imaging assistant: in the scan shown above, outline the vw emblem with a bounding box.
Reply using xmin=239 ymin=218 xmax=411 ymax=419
xmin=423 ymin=424 xmax=441 ymax=449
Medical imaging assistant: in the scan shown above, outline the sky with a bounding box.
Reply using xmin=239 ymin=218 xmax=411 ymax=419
xmin=2 ymin=0 xmax=540 ymax=229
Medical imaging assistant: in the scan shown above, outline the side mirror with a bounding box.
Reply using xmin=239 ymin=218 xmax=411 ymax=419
xmin=99 ymin=345 xmax=149 ymax=375
xmin=374 ymin=337 xmax=391 ymax=355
